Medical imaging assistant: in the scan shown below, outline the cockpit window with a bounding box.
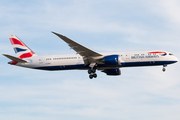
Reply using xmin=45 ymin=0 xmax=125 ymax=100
xmin=169 ymin=53 xmax=173 ymax=55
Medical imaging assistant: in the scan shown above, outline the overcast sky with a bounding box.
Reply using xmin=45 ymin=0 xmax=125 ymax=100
xmin=0 ymin=0 xmax=180 ymax=120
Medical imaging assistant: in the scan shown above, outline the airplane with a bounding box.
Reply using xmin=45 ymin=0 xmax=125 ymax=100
xmin=3 ymin=32 xmax=178 ymax=79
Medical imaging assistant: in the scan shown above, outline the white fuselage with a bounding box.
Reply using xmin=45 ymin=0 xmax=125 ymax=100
xmin=14 ymin=50 xmax=178 ymax=71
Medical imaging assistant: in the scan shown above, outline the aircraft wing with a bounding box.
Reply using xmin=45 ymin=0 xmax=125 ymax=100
xmin=52 ymin=32 xmax=103 ymax=65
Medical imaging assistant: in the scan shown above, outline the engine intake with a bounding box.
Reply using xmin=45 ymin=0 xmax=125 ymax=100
xmin=103 ymin=55 xmax=120 ymax=65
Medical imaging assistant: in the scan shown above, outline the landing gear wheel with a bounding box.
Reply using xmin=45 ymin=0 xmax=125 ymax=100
xmin=93 ymin=73 xmax=97 ymax=78
xmin=162 ymin=68 xmax=166 ymax=72
xmin=88 ymin=69 xmax=92 ymax=74
xmin=88 ymin=69 xmax=96 ymax=74
xmin=92 ymin=69 xmax=96 ymax=73
xmin=88 ymin=67 xmax=97 ymax=79
xmin=89 ymin=74 xmax=93 ymax=79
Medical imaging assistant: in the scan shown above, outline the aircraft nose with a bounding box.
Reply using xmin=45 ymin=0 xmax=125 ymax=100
xmin=175 ymin=57 xmax=178 ymax=62
xmin=174 ymin=56 xmax=178 ymax=63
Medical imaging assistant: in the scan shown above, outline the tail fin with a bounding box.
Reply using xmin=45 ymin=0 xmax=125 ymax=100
xmin=8 ymin=34 xmax=37 ymax=59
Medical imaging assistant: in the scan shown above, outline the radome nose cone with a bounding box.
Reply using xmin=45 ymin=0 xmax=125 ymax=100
xmin=176 ymin=57 xmax=178 ymax=62
xmin=174 ymin=57 xmax=178 ymax=63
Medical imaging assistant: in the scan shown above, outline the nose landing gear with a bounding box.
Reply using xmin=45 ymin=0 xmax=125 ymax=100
xmin=162 ymin=64 xmax=167 ymax=72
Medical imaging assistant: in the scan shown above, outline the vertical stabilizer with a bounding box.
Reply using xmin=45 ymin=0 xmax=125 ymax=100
xmin=8 ymin=34 xmax=37 ymax=59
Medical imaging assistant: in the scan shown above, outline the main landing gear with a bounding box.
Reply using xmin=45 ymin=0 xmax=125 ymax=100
xmin=88 ymin=69 xmax=97 ymax=79
xmin=162 ymin=64 xmax=167 ymax=72
xmin=88 ymin=63 xmax=98 ymax=79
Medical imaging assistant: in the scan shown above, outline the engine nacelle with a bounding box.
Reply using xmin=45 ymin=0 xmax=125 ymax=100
xmin=103 ymin=68 xmax=121 ymax=76
xmin=103 ymin=55 xmax=120 ymax=65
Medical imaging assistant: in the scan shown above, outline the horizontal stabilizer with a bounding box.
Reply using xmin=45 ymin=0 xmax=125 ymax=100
xmin=3 ymin=54 xmax=28 ymax=63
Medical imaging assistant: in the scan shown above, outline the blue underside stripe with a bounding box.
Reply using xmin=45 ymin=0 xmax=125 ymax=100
xmin=34 ymin=61 xmax=177 ymax=71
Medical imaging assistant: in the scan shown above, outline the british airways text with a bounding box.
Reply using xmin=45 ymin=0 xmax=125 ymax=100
xmin=131 ymin=55 xmax=159 ymax=59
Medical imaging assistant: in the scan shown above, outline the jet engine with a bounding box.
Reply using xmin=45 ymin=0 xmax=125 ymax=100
xmin=102 ymin=55 xmax=120 ymax=65
xmin=102 ymin=68 xmax=121 ymax=76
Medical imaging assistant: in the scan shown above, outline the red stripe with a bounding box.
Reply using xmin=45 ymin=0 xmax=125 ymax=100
xmin=12 ymin=61 xmax=18 ymax=65
xmin=19 ymin=52 xmax=34 ymax=59
xmin=10 ymin=38 xmax=26 ymax=46
xmin=148 ymin=51 xmax=166 ymax=54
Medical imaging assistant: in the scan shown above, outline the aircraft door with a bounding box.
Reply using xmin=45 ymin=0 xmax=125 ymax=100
xmin=77 ymin=55 xmax=83 ymax=64
xmin=78 ymin=56 xmax=81 ymax=61
xmin=125 ymin=52 xmax=130 ymax=60
xmin=39 ymin=57 xmax=44 ymax=65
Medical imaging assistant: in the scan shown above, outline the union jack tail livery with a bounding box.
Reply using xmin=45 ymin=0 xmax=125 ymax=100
xmin=8 ymin=34 xmax=37 ymax=59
